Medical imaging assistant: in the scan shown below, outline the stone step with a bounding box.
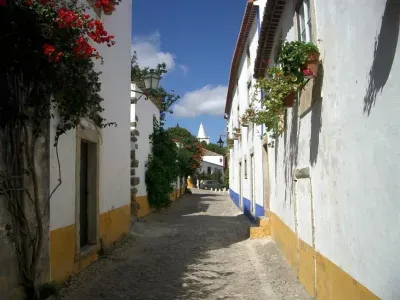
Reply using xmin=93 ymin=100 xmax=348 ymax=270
xmin=249 ymin=225 xmax=271 ymax=239
xmin=256 ymin=216 xmax=270 ymax=228
xmin=249 ymin=216 xmax=271 ymax=239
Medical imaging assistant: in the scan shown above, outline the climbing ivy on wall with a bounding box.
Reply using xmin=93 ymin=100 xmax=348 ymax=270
xmin=145 ymin=117 xmax=179 ymax=209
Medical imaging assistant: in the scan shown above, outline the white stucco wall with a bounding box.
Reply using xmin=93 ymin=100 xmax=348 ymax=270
xmin=130 ymin=84 xmax=160 ymax=198
xmin=227 ymin=5 xmax=265 ymax=216
xmin=268 ymin=0 xmax=400 ymax=298
xmin=50 ymin=1 xmax=132 ymax=230
xmin=203 ymin=155 xmax=224 ymax=167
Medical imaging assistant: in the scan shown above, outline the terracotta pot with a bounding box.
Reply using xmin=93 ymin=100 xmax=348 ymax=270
xmin=283 ymin=92 xmax=295 ymax=108
xmin=303 ymin=51 xmax=320 ymax=78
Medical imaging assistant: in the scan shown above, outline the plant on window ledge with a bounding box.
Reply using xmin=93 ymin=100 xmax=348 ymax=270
xmin=233 ymin=127 xmax=241 ymax=136
xmin=240 ymin=107 xmax=256 ymax=127
xmin=246 ymin=67 xmax=301 ymax=146
xmin=278 ymin=41 xmax=320 ymax=81
xmin=227 ymin=138 xmax=234 ymax=148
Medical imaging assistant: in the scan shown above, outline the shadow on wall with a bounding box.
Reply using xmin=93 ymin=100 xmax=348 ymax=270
xmin=363 ymin=0 xmax=400 ymax=115
xmin=309 ymin=64 xmax=324 ymax=166
xmin=284 ymin=98 xmax=299 ymax=206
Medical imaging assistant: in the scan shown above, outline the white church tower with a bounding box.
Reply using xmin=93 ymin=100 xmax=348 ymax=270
xmin=197 ymin=122 xmax=210 ymax=144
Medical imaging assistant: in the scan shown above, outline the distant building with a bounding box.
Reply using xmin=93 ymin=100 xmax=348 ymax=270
xmin=199 ymin=149 xmax=224 ymax=178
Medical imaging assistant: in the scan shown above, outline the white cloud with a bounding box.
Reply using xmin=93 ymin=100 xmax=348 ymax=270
xmin=131 ymin=31 xmax=176 ymax=71
xmin=172 ymin=85 xmax=228 ymax=117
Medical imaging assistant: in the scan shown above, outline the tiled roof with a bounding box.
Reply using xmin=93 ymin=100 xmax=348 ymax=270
xmin=254 ymin=0 xmax=287 ymax=79
xmin=224 ymin=0 xmax=257 ymax=115
xmin=203 ymin=149 xmax=222 ymax=157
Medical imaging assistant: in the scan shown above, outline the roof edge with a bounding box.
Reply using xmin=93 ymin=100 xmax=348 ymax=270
xmin=224 ymin=0 xmax=257 ymax=116
xmin=253 ymin=0 xmax=287 ymax=79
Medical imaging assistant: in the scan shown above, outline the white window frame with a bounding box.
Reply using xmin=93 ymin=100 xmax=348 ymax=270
xmin=297 ymin=0 xmax=312 ymax=43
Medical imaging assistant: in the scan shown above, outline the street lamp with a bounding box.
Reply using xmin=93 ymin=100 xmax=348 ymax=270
xmin=143 ymin=69 xmax=161 ymax=90
xmin=217 ymin=136 xmax=224 ymax=148
xmin=131 ymin=69 xmax=162 ymax=102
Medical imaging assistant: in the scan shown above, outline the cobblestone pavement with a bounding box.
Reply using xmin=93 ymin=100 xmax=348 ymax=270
xmin=60 ymin=189 xmax=311 ymax=300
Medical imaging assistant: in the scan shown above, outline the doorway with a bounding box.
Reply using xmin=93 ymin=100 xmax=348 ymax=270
xmin=76 ymin=126 xmax=99 ymax=252
xmin=251 ymin=154 xmax=256 ymax=213
xmin=239 ymin=162 xmax=243 ymax=208
xmin=80 ymin=141 xmax=89 ymax=247
xmin=262 ymin=143 xmax=270 ymax=215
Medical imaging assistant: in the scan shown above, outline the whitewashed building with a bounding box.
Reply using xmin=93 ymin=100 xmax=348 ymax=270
xmin=225 ymin=0 xmax=268 ymax=220
xmin=199 ymin=149 xmax=224 ymax=177
xmin=130 ymin=84 xmax=160 ymax=217
xmin=227 ymin=0 xmax=400 ymax=299
xmin=46 ymin=1 xmax=133 ymax=285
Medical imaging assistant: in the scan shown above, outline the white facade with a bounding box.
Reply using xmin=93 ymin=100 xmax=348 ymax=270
xmin=231 ymin=0 xmax=400 ymax=299
xmin=226 ymin=0 xmax=267 ymax=220
xmin=50 ymin=0 xmax=132 ymax=232
xmin=130 ymin=84 xmax=160 ymax=198
xmin=200 ymin=152 xmax=224 ymax=177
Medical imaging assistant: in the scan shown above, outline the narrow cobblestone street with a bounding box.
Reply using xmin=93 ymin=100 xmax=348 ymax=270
xmin=60 ymin=189 xmax=311 ymax=300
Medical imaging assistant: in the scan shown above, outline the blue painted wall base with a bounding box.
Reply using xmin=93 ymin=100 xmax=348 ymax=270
xmin=229 ymin=189 xmax=264 ymax=223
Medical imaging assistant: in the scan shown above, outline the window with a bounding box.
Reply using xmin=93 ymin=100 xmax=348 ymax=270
xmin=244 ymin=159 xmax=248 ymax=179
xmin=297 ymin=0 xmax=312 ymax=42
xmin=207 ymin=167 xmax=211 ymax=175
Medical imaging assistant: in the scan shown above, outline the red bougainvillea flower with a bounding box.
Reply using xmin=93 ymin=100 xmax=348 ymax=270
xmin=0 ymin=0 xmax=6 ymax=6
xmin=95 ymin=0 xmax=115 ymax=14
xmin=73 ymin=36 xmax=99 ymax=59
xmin=43 ymin=44 xmax=63 ymax=62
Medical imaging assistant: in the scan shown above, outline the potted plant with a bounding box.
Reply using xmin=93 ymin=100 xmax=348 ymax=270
xmin=227 ymin=138 xmax=234 ymax=148
xmin=278 ymin=41 xmax=320 ymax=81
xmin=259 ymin=67 xmax=301 ymax=108
xmin=240 ymin=115 xmax=249 ymax=127
xmin=233 ymin=127 xmax=241 ymax=136
xmin=241 ymin=107 xmax=256 ymax=127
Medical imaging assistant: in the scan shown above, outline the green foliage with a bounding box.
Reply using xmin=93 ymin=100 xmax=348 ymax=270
xmin=145 ymin=117 xmax=179 ymax=209
xmin=166 ymin=127 xmax=203 ymax=177
xmin=0 ymin=0 xmax=116 ymax=145
xmin=131 ymin=52 xmax=180 ymax=121
xmin=278 ymin=41 xmax=319 ymax=80
xmin=201 ymin=141 xmax=227 ymax=155
xmin=224 ymin=167 xmax=229 ymax=189
xmin=240 ymin=41 xmax=320 ymax=147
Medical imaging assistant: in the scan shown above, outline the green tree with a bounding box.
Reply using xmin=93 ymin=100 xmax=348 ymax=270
xmin=145 ymin=117 xmax=179 ymax=209
xmin=166 ymin=127 xmax=203 ymax=177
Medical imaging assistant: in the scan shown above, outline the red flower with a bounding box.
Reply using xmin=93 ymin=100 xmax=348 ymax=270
xmin=43 ymin=44 xmax=55 ymax=56
xmin=0 ymin=0 xmax=6 ymax=6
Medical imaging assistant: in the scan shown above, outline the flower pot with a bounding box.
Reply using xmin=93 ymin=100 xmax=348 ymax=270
xmin=303 ymin=52 xmax=320 ymax=78
xmin=283 ymin=92 xmax=295 ymax=108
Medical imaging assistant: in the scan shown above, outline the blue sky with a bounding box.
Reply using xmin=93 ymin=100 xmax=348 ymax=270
xmin=131 ymin=0 xmax=246 ymax=144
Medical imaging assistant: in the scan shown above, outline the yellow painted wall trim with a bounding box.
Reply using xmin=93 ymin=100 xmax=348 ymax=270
xmin=269 ymin=212 xmax=379 ymax=300
xmin=134 ymin=195 xmax=152 ymax=217
xmin=50 ymin=204 xmax=130 ymax=284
